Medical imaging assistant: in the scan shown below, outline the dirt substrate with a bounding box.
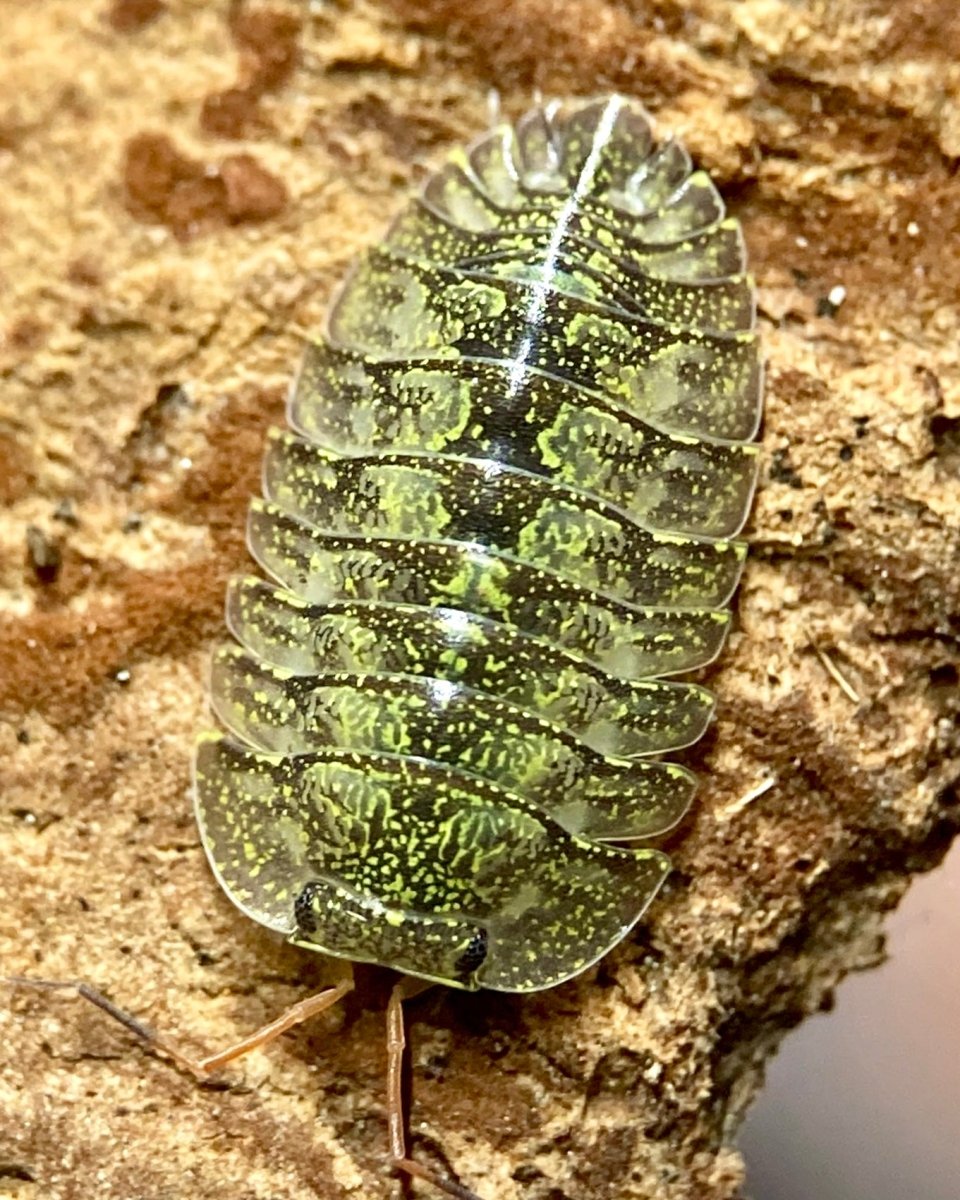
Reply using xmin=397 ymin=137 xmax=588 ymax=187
xmin=2 ymin=3 xmax=959 ymax=1199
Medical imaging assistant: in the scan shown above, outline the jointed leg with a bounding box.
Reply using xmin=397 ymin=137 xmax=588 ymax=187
xmin=9 ymin=971 xmax=484 ymax=1198
xmin=386 ymin=977 xmax=482 ymax=1200
xmin=6 ymin=974 xmax=355 ymax=1079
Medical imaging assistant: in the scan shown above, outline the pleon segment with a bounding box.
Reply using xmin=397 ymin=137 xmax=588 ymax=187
xmin=211 ymin=645 xmax=694 ymax=840
xmin=197 ymin=95 xmax=762 ymax=992
xmin=247 ymin=500 xmax=732 ymax=679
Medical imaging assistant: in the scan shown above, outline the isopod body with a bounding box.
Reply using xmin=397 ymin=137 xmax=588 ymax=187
xmin=194 ymin=94 xmax=761 ymax=997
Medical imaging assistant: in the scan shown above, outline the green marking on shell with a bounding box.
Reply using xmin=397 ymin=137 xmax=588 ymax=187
xmin=263 ymin=430 xmax=746 ymax=608
xmin=195 ymin=94 xmax=762 ymax=993
xmin=326 ymin=250 xmax=761 ymax=441
xmin=226 ymin=578 xmax=716 ymax=757
xmin=194 ymin=736 xmax=671 ymax=992
xmin=210 ymin=644 xmax=695 ymax=840
xmin=290 ymin=347 xmax=759 ymax=536
xmin=246 ymin=500 xmax=732 ymax=679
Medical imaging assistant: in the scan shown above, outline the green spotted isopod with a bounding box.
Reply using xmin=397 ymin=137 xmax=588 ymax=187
xmin=196 ymin=92 xmax=760 ymax=994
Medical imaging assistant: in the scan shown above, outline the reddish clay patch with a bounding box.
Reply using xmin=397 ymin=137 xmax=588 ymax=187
xmin=105 ymin=0 xmax=166 ymax=33
xmin=122 ymin=132 xmax=287 ymax=238
xmin=200 ymin=86 xmax=265 ymax=140
xmin=0 ymin=561 xmax=224 ymax=726
xmin=6 ymin=315 xmax=46 ymax=352
xmin=384 ymin=0 xmax=687 ymax=97
xmin=231 ymin=7 xmax=301 ymax=92
xmin=878 ymin=0 xmax=960 ymax=61
xmin=200 ymin=7 xmax=301 ymax=138
xmin=0 ymin=385 xmax=282 ymax=728
xmin=66 ymin=256 xmax=104 ymax=287
xmin=0 ymin=434 xmax=37 ymax=506
xmin=220 ymin=153 xmax=289 ymax=222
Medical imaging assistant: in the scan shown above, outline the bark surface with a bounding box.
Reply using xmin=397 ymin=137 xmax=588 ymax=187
xmin=2 ymin=3 xmax=959 ymax=1199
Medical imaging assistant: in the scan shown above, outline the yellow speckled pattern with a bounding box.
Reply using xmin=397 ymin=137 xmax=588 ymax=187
xmin=194 ymin=95 xmax=762 ymax=993
xmin=245 ymin=501 xmax=732 ymax=677
xmin=225 ymin=577 xmax=716 ymax=757
xmin=290 ymin=348 xmax=759 ymax=537
xmin=194 ymin=736 xmax=671 ymax=991
xmin=262 ymin=430 xmax=746 ymax=607
xmin=210 ymin=645 xmax=696 ymax=841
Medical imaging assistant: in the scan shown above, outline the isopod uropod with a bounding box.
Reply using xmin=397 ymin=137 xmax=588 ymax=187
xmin=17 ymin=94 xmax=762 ymax=1199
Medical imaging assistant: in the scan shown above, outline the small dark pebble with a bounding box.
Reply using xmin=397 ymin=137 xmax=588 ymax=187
xmin=154 ymin=381 xmax=190 ymax=411
xmin=122 ymin=513 xmax=144 ymax=532
xmin=930 ymin=413 xmax=960 ymax=454
xmin=937 ymin=781 xmax=959 ymax=808
xmin=10 ymin=808 xmax=60 ymax=833
xmin=512 ymin=1165 xmax=545 ymax=1184
xmin=928 ymin=663 xmax=959 ymax=690
xmin=26 ymin=525 xmax=62 ymax=584
xmin=838 ymin=443 xmax=854 ymax=461
xmin=769 ymin=449 xmax=803 ymax=488
xmin=0 ymin=1164 xmax=36 ymax=1183
xmin=107 ymin=0 xmax=166 ymax=34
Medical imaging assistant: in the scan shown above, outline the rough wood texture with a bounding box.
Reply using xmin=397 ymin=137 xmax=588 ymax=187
xmin=2 ymin=3 xmax=959 ymax=1198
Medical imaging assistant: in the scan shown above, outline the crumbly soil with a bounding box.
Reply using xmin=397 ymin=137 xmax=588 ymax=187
xmin=2 ymin=3 xmax=959 ymax=1199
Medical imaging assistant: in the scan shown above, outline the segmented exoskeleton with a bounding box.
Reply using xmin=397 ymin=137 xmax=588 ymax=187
xmin=194 ymin=95 xmax=761 ymax=1001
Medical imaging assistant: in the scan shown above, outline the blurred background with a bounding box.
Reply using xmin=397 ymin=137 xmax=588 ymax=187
xmin=741 ymin=845 xmax=960 ymax=1200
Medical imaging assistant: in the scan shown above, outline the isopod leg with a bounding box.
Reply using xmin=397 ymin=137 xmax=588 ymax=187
xmin=387 ymin=977 xmax=482 ymax=1200
xmin=6 ymin=973 xmax=355 ymax=1078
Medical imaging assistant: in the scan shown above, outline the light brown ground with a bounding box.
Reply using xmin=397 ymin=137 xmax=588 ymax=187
xmin=1 ymin=3 xmax=959 ymax=1199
